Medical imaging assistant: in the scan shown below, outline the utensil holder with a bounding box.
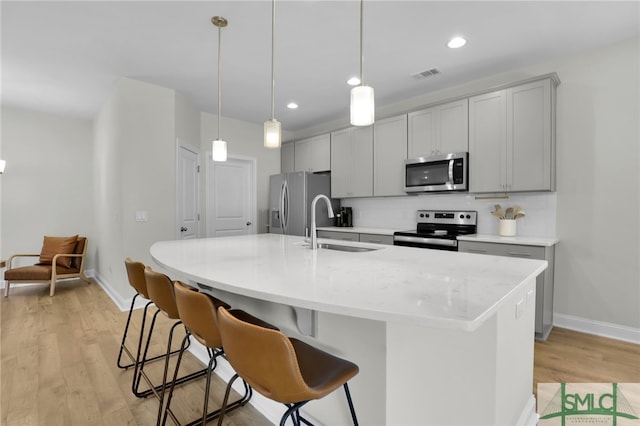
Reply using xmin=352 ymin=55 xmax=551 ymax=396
xmin=499 ymin=219 xmax=517 ymax=236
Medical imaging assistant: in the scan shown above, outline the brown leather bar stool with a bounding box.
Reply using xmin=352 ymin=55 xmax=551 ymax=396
xmin=216 ymin=306 xmax=360 ymax=426
xmin=161 ymin=281 xmax=253 ymax=426
xmin=118 ymin=258 xmax=181 ymax=370
xmin=137 ymin=267 xmax=208 ymax=412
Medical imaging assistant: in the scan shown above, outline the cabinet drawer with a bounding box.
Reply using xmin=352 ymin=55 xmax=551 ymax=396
xmin=358 ymin=233 xmax=394 ymax=245
xmin=458 ymin=241 xmax=545 ymax=259
xmin=317 ymin=230 xmax=359 ymax=242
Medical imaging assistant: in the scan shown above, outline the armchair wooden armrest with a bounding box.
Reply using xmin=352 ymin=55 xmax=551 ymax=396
xmin=7 ymin=254 xmax=40 ymax=269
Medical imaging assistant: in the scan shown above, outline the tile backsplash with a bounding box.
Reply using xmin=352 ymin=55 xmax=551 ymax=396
xmin=342 ymin=192 xmax=556 ymax=237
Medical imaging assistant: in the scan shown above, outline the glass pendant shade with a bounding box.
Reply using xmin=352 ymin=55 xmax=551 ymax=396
xmin=212 ymin=139 xmax=227 ymax=162
xmin=350 ymin=85 xmax=375 ymax=126
xmin=264 ymin=119 xmax=281 ymax=148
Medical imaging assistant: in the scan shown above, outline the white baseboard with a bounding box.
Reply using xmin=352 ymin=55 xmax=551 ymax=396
xmin=93 ymin=272 xmax=148 ymax=312
xmin=554 ymin=313 xmax=640 ymax=344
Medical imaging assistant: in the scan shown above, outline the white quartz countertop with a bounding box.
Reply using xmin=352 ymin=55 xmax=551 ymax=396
xmin=457 ymin=234 xmax=559 ymax=247
xmin=316 ymin=226 xmax=400 ymax=236
xmin=150 ymin=234 xmax=547 ymax=331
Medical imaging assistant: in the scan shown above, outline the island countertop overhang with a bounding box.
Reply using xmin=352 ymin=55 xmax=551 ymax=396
xmin=150 ymin=233 xmax=547 ymax=332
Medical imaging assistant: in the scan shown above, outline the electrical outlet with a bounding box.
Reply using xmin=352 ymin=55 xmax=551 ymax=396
xmin=135 ymin=211 xmax=148 ymax=222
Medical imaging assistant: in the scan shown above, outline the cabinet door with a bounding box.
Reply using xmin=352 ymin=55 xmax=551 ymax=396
xmin=469 ymin=90 xmax=507 ymax=193
xmin=508 ymin=79 xmax=552 ymax=191
xmin=294 ymin=138 xmax=313 ymax=172
xmin=438 ymin=98 xmax=469 ymax=154
xmin=350 ymin=126 xmax=374 ymax=197
xmin=281 ymin=142 xmax=295 ymax=173
xmin=311 ymin=134 xmax=331 ymax=172
xmin=408 ymin=108 xmax=437 ymax=158
xmin=330 ymin=129 xmax=351 ymax=198
xmin=374 ymin=115 xmax=407 ymax=196
xmin=358 ymin=233 xmax=394 ymax=245
xmin=317 ymin=230 xmax=359 ymax=242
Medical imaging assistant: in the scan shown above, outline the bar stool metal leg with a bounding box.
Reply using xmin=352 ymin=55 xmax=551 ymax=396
xmin=161 ymin=335 xmax=252 ymax=426
xmin=133 ymin=309 xmax=206 ymax=399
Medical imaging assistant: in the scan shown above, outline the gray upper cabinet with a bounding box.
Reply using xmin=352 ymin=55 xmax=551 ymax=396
xmin=331 ymin=126 xmax=373 ymax=198
xmin=294 ymin=133 xmax=331 ymax=173
xmin=281 ymin=142 xmax=295 ymax=173
xmin=374 ymin=115 xmax=408 ymax=197
xmin=408 ymin=99 xmax=469 ymax=158
xmin=469 ymin=76 xmax=558 ymax=193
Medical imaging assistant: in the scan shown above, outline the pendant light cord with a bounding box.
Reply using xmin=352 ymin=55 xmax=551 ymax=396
xmin=359 ymin=0 xmax=364 ymax=85
xmin=270 ymin=0 xmax=276 ymax=121
xmin=217 ymin=22 xmax=222 ymax=140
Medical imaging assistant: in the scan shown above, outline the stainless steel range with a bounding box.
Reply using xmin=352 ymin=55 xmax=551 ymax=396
xmin=393 ymin=210 xmax=477 ymax=251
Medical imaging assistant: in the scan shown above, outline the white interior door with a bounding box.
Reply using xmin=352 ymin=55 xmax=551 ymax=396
xmin=176 ymin=142 xmax=200 ymax=240
xmin=207 ymin=155 xmax=256 ymax=237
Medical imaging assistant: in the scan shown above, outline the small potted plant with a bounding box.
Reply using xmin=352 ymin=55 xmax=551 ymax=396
xmin=491 ymin=204 xmax=526 ymax=236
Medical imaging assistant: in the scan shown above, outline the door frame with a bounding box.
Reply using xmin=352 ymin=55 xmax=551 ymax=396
xmin=175 ymin=139 xmax=201 ymax=240
xmin=205 ymin=153 xmax=257 ymax=237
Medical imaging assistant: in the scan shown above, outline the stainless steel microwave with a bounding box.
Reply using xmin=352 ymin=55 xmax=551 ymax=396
xmin=404 ymin=152 xmax=468 ymax=193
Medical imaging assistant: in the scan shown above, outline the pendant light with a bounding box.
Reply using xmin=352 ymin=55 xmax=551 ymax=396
xmin=350 ymin=0 xmax=374 ymax=126
xmin=212 ymin=16 xmax=228 ymax=162
xmin=264 ymin=0 xmax=281 ymax=148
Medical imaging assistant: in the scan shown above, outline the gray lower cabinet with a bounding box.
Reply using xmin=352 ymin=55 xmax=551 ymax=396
xmin=317 ymin=230 xmax=393 ymax=245
xmin=358 ymin=233 xmax=394 ymax=245
xmin=316 ymin=230 xmax=359 ymax=242
xmin=458 ymin=240 xmax=555 ymax=340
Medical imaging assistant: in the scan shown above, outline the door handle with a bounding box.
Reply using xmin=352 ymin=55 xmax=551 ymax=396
xmin=246 ymin=221 xmax=252 ymax=226
xmin=180 ymin=227 xmax=188 ymax=232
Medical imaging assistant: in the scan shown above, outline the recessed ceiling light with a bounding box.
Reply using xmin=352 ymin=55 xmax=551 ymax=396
xmin=347 ymin=76 xmax=361 ymax=86
xmin=287 ymin=102 xmax=298 ymax=109
xmin=447 ymin=36 xmax=467 ymax=49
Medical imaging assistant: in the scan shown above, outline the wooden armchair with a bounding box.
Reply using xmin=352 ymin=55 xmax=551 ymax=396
xmin=3 ymin=236 xmax=91 ymax=297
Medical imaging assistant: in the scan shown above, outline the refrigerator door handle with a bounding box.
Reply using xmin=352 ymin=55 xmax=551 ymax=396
xmin=281 ymin=180 xmax=289 ymax=234
xmin=279 ymin=180 xmax=285 ymax=232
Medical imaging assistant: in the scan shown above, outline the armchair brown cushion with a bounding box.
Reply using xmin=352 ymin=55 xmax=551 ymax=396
xmin=39 ymin=235 xmax=78 ymax=268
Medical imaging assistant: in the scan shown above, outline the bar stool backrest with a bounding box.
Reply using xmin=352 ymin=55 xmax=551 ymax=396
xmin=173 ymin=281 xmax=229 ymax=348
xmin=217 ymin=306 xmax=312 ymax=404
xmin=124 ymin=258 xmax=149 ymax=299
xmin=144 ymin=267 xmax=180 ymax=319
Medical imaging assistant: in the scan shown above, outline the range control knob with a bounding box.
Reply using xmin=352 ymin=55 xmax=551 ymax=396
xmin=460 ymin=214 xmax=464 ymax=219
xmin=420 ymin=213 xmax=425 ymax=218
xmin=425 ymin=213 xmax=430 ymax=218
xmin=466 ymin=214 xmax=471 ymax=219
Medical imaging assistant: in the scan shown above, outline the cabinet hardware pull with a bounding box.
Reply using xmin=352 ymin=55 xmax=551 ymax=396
xmin=507 ymin=252 xmax=532 ymax=257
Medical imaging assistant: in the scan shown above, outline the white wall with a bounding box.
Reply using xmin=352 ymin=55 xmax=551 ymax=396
xmin=93 ymin=77 xmax=177 ymax=305
xmin=1 ymin=107 xmax=95 ymax=269
xmin=200 ymin=113 xmax=281 ymax=234
xmin=295 ymin=37 xmax=640 ymax=332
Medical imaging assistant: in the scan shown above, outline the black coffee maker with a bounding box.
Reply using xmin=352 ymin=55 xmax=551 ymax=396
xmin=334 ymin=207 xmax=353 ymax=227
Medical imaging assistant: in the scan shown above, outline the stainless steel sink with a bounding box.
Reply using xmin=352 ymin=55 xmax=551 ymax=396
xmin=317 ymin=243 xmax=379 ymax=253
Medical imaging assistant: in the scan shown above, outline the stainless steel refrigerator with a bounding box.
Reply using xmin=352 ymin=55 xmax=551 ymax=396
xmin=268 ymin=172 xmax=339 ymax=236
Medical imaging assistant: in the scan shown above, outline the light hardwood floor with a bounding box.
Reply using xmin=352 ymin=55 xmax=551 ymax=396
xmin=2 ymin=279 xmax=639 ymax=425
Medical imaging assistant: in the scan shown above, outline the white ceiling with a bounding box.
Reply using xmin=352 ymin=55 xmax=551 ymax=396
xmin=2 ymin=1 xmax=638 ymax=132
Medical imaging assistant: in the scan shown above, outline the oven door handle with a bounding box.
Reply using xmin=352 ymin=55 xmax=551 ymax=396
xmin=393 ymin=235 xmax=457 ymax=247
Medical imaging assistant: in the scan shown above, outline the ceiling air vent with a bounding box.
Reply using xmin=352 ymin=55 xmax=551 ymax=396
xmin=411 ymin=68 xmax=441 ymax=80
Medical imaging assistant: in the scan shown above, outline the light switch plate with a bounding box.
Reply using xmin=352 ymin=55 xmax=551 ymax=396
xmin=135 ymin=211 xmax=148 ymax=222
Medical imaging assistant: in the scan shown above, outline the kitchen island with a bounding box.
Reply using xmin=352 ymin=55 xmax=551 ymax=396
xmin=151 ymin=233 xmax=547 ymax=425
